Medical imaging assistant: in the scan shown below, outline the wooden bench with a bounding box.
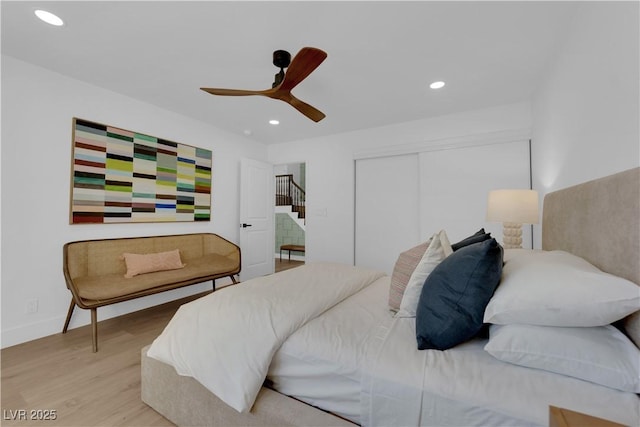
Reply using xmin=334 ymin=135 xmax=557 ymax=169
xmin=62 ymin=233 xmax=241 ymax=352
xmin=279 ymin=244 xmax=305 ymax=261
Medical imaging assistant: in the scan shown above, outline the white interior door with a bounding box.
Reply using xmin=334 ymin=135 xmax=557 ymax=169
xmin=418 ymin=140 xmax=531 ymax=246
xmin=355 ymin=154 xmax=420 ymax=274
xmin=354 ymin=139 xmax=531 ymax=275
xmin=240 ymin=158 xmax=274 ymax=280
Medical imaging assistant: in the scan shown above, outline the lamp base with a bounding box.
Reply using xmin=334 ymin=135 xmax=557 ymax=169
xmin=502 ymin=222 xmax=523 ymax=249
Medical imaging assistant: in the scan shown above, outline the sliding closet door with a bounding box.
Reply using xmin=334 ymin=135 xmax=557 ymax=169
xmin=355 ymin=139 xmax=532 ymax=275
xmin=355 ymin=154 xmax=420 ymax=274
xmin=418 ymin=140 xmax=531 ymax=247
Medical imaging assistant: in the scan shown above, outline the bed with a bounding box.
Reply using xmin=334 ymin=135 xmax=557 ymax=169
xmin=141 ymin=167 xmax=640 ymax=427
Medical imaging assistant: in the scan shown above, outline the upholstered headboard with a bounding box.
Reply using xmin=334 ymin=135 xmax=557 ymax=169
xmin=542 ymin=167 xmax=640 ymax=345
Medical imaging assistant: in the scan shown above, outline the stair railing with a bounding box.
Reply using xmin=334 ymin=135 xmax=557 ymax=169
xmin=275 ymin=174 xmax=305 ymax=219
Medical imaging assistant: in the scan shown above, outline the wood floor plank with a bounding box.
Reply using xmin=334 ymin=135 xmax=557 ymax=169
xmin=1 ymin=292 xmax=211 ymax=426
xmin=1 ymin=262 xmax=300 ymax=426
xmin=275 ymin=259 xmax=304 ymax=272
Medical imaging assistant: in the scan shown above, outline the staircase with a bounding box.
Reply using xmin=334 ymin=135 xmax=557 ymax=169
xmin=275 ymin=205 xmax=306 ymax=231
xmin=275 ymin=174 xmax=305 ymax=230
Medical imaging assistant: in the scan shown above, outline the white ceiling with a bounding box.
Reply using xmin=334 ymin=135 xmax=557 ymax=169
xmin=1 ymin=1 xmax=578 ymax=144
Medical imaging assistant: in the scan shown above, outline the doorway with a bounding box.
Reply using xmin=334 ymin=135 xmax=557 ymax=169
xmin=274 ymin=162 xmax=306 ymax=272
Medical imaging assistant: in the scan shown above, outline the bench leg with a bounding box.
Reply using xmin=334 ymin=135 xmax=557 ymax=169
xmin=62 ymin=299 xmax=76 ymax=333
xmin=91 ymin=308 xmax=98 ymax=353
xmin=212 ymin=279 xmax=216 ymax=292
xmin=229 ymin=275 xmax=238 ymax=284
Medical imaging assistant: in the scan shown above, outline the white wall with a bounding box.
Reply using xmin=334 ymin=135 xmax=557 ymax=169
xmin=532 ymin=1 xmax=639 ymax=194
xmin=1 ymin=56 xmax=267 ymax=348
xmin=268 ymin=102 xmax=532 ymax=265
xmin=4 ymin=1 xmax=636 ymax=349
xmin=270 ymin=1 xmax=639 ymax=265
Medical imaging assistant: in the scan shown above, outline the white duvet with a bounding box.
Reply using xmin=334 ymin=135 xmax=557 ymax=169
xmin=148 ymin=261 xmax=640 ymax=426
xmin=268 ymin=275 xmax=393 ymax=424
xmin=146 ymin=262 xmax=384 ymax=413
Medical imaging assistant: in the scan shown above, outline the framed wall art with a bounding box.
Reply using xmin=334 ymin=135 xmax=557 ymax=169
xmin=70 ymin=118 xmax=212 ymax=224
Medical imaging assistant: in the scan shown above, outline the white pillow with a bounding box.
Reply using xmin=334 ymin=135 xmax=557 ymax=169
xmin=484 ymin=250 xmax=640 ymax=326
xmin=485 ymin=323 xmax=640 ymax=393
xmin=396 ymin=230 xmax=452 ymax=317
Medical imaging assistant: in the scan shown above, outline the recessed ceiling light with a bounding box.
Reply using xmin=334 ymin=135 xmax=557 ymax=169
xmin=34 ymin=9 xmax=64 ymax=26
xmin=269 ymin=119 xmax=280 ymax=125
xmin=429 ymin=81 xmax=446 ymax=89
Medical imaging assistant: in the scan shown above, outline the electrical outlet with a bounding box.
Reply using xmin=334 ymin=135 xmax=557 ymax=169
xmin=25 ymin=298 xmax=39 ymax=314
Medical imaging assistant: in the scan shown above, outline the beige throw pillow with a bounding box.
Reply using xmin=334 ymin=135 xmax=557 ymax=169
xmin=388 ymin=238 xmax=431 ymax=311
xmin=396 ymin=230 xmax=452 ymax=318
xmin=121 ymin=249 xmax=185 ymax=278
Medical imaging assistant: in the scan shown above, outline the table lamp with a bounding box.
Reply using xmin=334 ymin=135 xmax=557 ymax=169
xmin=486 ymin=189 xmax=539 ymax=249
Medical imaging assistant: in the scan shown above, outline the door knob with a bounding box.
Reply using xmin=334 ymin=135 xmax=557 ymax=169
xmin=241 ymin=223 xmax=253 ymax=228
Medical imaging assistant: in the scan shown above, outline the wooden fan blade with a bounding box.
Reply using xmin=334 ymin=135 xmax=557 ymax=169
xmin=278 ymin=47 xmax=327 ymax=92
xmin=200 ymin=87 xmax=269 ymax=96
xmin=201 ymin=47 xmax=327 ymax=122
xmin=284 ymin=94 xmax=326 ymax=122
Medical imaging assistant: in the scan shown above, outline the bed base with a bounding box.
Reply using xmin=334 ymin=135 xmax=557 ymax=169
xmin=142 ymin=167 xmax=640 ymax=426
xmin=141 ymin=345 xmax=354 ymax=426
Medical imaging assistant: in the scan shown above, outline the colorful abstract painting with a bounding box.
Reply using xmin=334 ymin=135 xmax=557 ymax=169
xmin=70 ymin=118 xmax=212 ymax=224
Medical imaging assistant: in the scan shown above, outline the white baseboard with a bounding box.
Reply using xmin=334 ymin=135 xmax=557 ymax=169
xmin=1 ymin=316 xmax=64 ymax=349
xmin=0 ymin=279 xmax=227 ymax=349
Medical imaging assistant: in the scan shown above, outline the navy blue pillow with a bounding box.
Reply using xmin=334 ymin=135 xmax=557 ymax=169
xmin=451 ymin=228 xmax=491 ymax=251
xmin=416 ymin=238 xmax=503 ymax=350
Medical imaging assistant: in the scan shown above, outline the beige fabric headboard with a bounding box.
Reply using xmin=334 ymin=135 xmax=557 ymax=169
xmin=542 ymin=167 xmax=640 ymax=346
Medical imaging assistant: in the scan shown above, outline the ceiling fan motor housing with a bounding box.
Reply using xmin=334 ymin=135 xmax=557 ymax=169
xmin=272 ymin=50 xmax=291 ymax=88
xmin=273 ymin=50 xmax=291 ymax=68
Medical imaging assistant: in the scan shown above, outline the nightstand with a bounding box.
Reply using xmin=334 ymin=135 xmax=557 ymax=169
xmin=549 ymin=406 xmax=626 ymax=427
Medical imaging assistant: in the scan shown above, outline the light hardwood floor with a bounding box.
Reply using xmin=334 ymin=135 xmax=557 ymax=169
xmin=0 ymin=292 xmax=203 ymax=426
xmin=2 ymin=261 xmax=304 ymax=426
xmin=275 ymin=258 xmax=304 ymax=273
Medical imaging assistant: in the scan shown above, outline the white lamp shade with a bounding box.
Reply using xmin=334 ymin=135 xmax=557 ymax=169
xmin=486 ymin=189 xmax=539 ymax=224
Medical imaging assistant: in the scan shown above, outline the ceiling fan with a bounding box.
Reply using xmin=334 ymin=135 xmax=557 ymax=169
xmin=201 ymin=47 xmax=327 ymax=122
